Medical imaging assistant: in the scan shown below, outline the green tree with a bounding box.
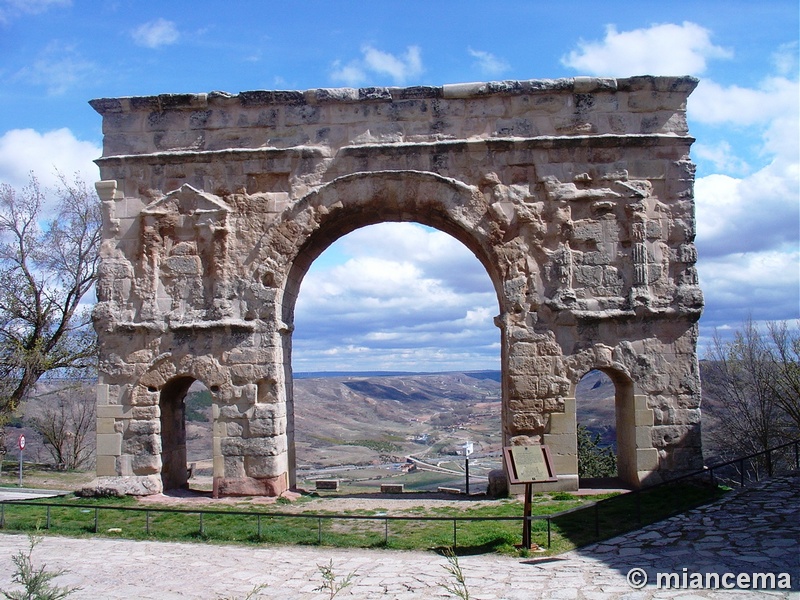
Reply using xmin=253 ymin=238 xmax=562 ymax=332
xmin=0 ymin=173 xmax=100 ymax=453
xmin=577 ymin=423 xmax=617 ymax=478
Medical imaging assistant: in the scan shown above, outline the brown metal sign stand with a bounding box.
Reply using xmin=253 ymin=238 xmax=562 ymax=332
xmin=503 ymin=445 xmax=558 ymax=549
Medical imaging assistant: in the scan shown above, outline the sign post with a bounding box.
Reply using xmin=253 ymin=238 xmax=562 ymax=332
xmin=503 ymin=444 xmax=558 ymax=549
xmin=18 ymin=434 xmax=25 ymax=487
xmin=463 ymin=442 xmax=473 ymax=495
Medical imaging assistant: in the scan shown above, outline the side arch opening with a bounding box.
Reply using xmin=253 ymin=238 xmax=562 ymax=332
xmin=575 ymin=367 xmax=638 ymax=489
xmin=159 ymin=376 xmax=215 ymax=492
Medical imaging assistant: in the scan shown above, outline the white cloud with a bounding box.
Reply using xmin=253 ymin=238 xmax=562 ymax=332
xmin=562 ymin=21 xmax=732 ymax=77
xmin=294 ymin=223 xmax=498 ymax=372
xmin=14 ymin=41 xmax=95 ymax=95
xmin=132 ymin=18 xmax=180 ymax=49
xmin=690 ymin=77 xmax=799 ymax=130
xmin=772 ymin=41 xmax=799 ymax=77
xmin=691 ymin=142 xmax=750 ymax=175
xmin=0 ymin=128 xmax=101 ymax=205
xmin=330 ymin=45 xmax=423 ymax=86
xmin=690 ymin=58 xmax=800 ymax=343
xmin=0 ymin=0 xmax=69 ymax=22
xmin=468 ymin=48 xmax=510 ymax=77
xmin=697 ymin=248 xmax=800 ymax=330
xmin=329 ymin=61 xmax=367 ymax=87
xmin=695 ymin=154 xmax=799 ymax=258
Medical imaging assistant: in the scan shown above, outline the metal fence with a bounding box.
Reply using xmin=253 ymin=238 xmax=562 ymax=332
xmin=1 ymin=438 xmax=797 ymax=550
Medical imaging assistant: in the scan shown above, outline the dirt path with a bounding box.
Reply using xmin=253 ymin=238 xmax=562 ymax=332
xmin=135 ymin=488 xmax=509 ymax=514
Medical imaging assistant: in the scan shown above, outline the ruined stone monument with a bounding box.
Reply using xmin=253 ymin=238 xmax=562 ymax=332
xmin=89 ymin=76 xmax=703 ymax=496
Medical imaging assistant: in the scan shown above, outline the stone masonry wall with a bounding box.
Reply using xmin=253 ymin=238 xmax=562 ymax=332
xmin=89 ymin=76 xmax=703 ymax=496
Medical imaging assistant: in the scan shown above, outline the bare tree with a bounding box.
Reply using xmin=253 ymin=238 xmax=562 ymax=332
xmin=0 ymin=173 xmax=100 ymax=453
xmin=30 ymin=383 xmax=96 ymax=470
xmin=702 ymin=318 xmax=799 ymax=463
xmin=765 ymin=320 xmax=800 ymax=429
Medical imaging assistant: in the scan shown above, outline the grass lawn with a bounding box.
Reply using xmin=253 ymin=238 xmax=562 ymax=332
xmin=0 ymin=462 xmax=95 ymax=490
xmin=0 ymin=482 xmax=728 ymax=557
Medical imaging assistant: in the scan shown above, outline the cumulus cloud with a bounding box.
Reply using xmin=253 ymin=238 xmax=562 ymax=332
xmin=0 ymin=0 xmax=69 ymax=23
xmin=690 ymin=141 xmax=750 ymax=175
xmin=330 ymin=45 xmax=423 ymax=86
xmin=695 ymin=159 xmax=799 ymax=253
xmin=772 ymin=41 xmax=799 ymax=77
xmin=561 ymin=21 xmax=732 ymax=77
xmin=562 ymin=21 xmax=799 ymax=346
xmin=14 ymin=41 xmax=96 ymax=95
xmin=697 ymin=249 xmax=800 ymax=329
xmin=689 ymin=65 xmax=799 ymax=336
xmin=468 ymin=48 xmax=510 ymax=77
xmin=690 ymin=77 xmax=798 ymax=129
xmin=0 ymin=128 xmax=101 ymax=211
xmin=293 ymin=223 xmax=499 ymax=372
xmin=132 ymin=18 xmax=180 ymax=48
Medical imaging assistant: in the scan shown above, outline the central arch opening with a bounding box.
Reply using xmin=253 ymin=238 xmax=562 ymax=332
xmin=289 ymin=222 xmax=502 ymax=493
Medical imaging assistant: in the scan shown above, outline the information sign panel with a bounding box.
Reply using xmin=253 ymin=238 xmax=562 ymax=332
xmin=503 ymin=444 xmax=558 ymax=550
xmin=503 ymin=444 xmax=557 ymax=484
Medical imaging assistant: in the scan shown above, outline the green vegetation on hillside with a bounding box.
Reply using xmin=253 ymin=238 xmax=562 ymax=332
xmin=185 ymin=390 xmax=212 ymax=422
xmin=577 ymin=423 xmax=617 ymax=478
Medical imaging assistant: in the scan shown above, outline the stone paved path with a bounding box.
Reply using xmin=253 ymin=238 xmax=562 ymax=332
xmin=0 ymin=474 xmax=797 ymax=599
xmin=0 ymin=487 xmax=72 ymax=501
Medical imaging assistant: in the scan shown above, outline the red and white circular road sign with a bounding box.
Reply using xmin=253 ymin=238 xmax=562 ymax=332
xmin=18 ymin=435 xmax=25 ymax=450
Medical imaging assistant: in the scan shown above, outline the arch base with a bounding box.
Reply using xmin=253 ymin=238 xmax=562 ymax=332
xmin=213 ymin=474 xmax=289 ymax=498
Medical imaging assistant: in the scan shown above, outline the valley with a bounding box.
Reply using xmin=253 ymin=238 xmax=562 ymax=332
xmin=184 ymin=369 xmax=616 ymax=493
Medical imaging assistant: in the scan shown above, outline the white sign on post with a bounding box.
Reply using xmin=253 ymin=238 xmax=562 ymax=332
xmin=18 ymin=434 xmax=25 ymax=487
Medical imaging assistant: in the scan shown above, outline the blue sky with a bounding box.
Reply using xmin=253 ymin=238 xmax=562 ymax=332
xmin=0 ymin=0 xmax=797 ymax=372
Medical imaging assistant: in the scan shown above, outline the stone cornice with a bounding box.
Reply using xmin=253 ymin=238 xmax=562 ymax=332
xmin=94 ymin=134 xmax=695 ymax=167
xmin=89 ymin=76 xmax=699 ymax=115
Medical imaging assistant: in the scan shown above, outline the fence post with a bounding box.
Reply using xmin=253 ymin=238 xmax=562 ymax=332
xmin=46 ymin=506 xmax=51 ymax=530
xmin=453 ymin=519 xmax=457 ymax=550
xmin=146 ymin=511 xmax=150 ymax=535
xmin=257 ymin=514 xmax=262 ymax=540
xmin=384 ymin=518 xmax=388 ymax=546
xmin=635 ymin=491 xmax=642 ymax=524
xmin=0 ymin=503 xmax=4 ymax=528
xmin=317 ymin=517 xmax=322 ymax=545
xmin=94 ymin=508 xmax=99 ymax=533
xmin=594 ymin=503 xmax=600 ymax=539
xmin=767 ymin=449 xmax=773 ymax=478
xmin=547 ymin=517 xmax=551 ymax=548
xmin=739 ymin=459 xmax=744 ymax=487
xmin=795 ymin=441 xmax=799 ymax=470
xmin=199 ymin=512 xmax=204 ymax=536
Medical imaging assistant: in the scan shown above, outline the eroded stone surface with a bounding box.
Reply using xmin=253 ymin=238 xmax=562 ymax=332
xmin=90 ymin=76 xmax=703 ymax=496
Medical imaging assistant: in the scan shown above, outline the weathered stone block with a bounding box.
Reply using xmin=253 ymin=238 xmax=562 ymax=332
xmin=97 ymin=433 xmax=122 ymax=457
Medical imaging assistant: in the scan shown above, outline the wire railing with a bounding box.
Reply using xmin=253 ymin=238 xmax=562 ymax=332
xmin=1 ymin=438 xmax=797 ymax=551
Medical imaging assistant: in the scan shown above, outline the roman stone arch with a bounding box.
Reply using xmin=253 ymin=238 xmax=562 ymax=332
xmin=88 ymin=76 xmax=704 ymax=496
xmin=274 ymin=171 xmax=512 ymax=487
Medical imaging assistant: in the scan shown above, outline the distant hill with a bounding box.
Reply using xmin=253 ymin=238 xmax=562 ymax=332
xmin=292 ymin=371 xmax=504 ymax=469
xmin=289 ymin=369 xmax=615 ymax=468
xmin=294 ymin=370 xmax=502 ymax=381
